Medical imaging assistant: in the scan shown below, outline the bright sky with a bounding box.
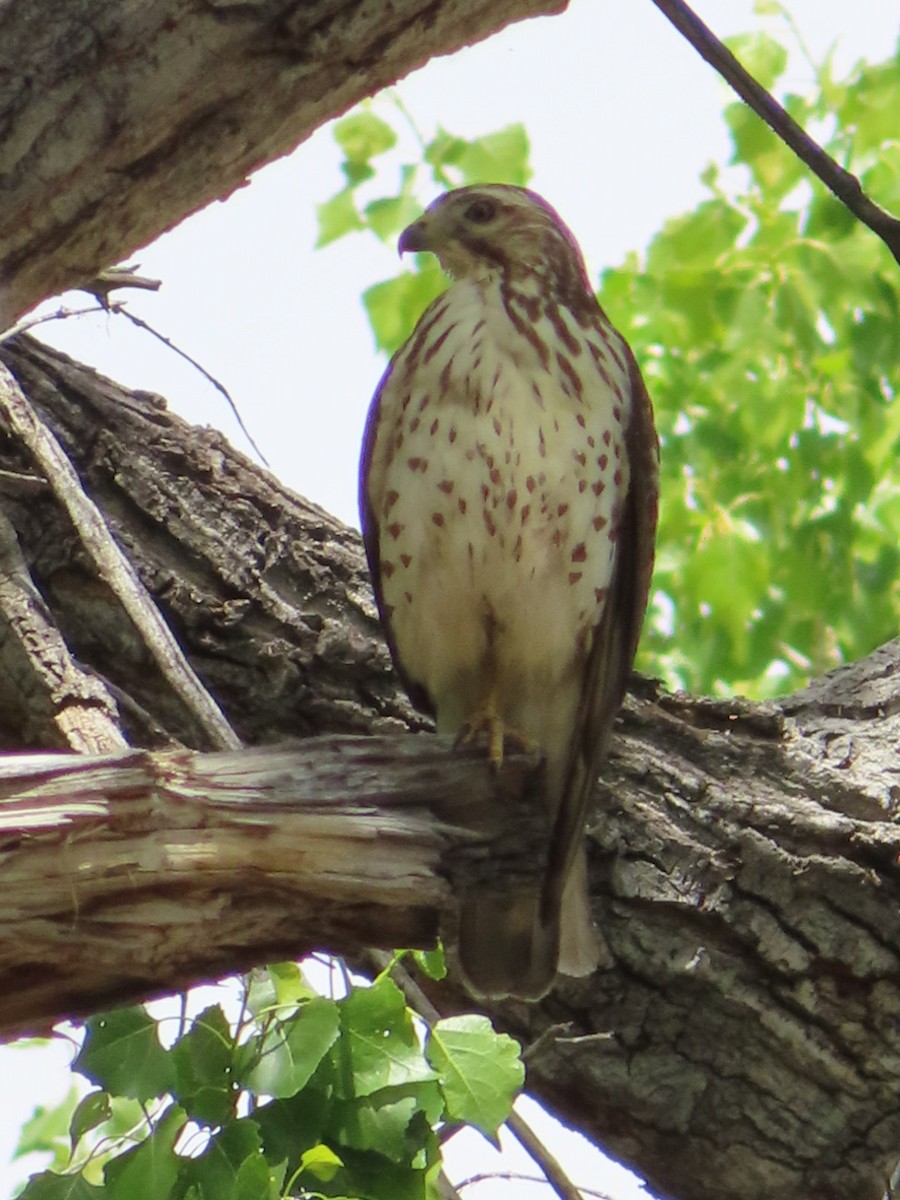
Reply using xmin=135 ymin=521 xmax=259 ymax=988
xmin=4 ymin=1 xmax=898 ymax=1196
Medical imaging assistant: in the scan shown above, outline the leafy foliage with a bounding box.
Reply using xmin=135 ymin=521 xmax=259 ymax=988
xmin=319 ymin=40 xmax=900 ymax=699
xmin=16 ymin=969 xmax=524 ymax=1199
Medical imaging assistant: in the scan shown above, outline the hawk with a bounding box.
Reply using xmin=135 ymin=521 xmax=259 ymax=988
xmin=360 ymin=185 xmax=658 ymax=1000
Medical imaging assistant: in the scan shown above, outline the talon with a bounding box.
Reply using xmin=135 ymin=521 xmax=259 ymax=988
xmin=455 ymin=715 xmax=536 ymax=770
xmin=456 ymin=711 xmax=506 ymax=768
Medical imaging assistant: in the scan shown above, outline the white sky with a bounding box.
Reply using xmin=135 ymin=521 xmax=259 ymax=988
xmin=3 ymin=1 xmax=898 ymax=1196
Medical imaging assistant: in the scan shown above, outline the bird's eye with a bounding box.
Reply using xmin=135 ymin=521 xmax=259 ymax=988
xmin=464 ymin=199 xmax=497 ymax=225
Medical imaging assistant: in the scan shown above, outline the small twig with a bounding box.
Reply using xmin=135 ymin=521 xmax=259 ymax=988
xmin=1 ymin=293 xmax=269 ymax=468
xmin=0 ymin=303 xmax=111 ymax=344
xmin=113 ymin=305 xmax=270 ymax=467
xmin=0 ymin=359 xmax=241 ymax=752
xmin=650 ymin=0 xmax=900 ymax=267
xmin=505 ymin=1109 xmax=586 ymax=1200
xmin=368 ymin=949 xmax=442 ymax=1022
xmin=0 ymin=466 xmax=47 ymax=496
xmin=79 ymin=263 xmax=162 ymax=307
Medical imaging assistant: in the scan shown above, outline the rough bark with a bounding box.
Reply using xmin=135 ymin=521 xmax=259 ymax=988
xmin=0 ymin=0 xmax=564 ymax=328
xmin=1 ymin=334 xmax=899 ymax=1200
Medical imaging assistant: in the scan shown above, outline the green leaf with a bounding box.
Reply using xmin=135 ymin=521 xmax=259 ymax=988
xmin=411 ymin=944 xmax=446 ymax=981
xmin=174 ymin=1119 xmax=265 ymax=1200
xmin=103 ymin=1104 xmax=186 ymax=1200
xmin=17 ymin=1172 xmax=105 ymax=1200
xmin=70 ymin=1092 xmax=112 ymax=1154
xmin=253 ymin=1091 xmax=330 ymax=1173
xmin=426 ymin=1016 xmax=523 ymax=1140
xmin=330 ymin=1086 xmax=437 ymax=1164
xmin=244 ymin=996 xmax=340 ymax=1099
xmin=299 ymin=1143 xmax=344 ymax=1182
xmin=334 ymin=111 xmax=397 ymax=163
xmin=455 ymin=124 xmax=531 ymax=186
xmin=316 ymin=189 xmax=365 ymax=248
xmin=363 ymin=268 xmax=447 ymax=355
xmin=724 ymin=102 xmax=799 ymax=193
xmin=171 ymin=1004 xmax=234 ymax=1125
xmin=364 ymin=194 xmax=423 ymax=243
xmin=16 ymin=1087 xmax=80 ymax=1163
xmin=723 ymin=31 xmax=788 ymax=89
xmin=75 ymin=1009 xmax=174 ymax=1102
xmin=335 ymin=977 xmax=437 ymax=1099
xmin=267 ymin=961 xmax=316 ymax=1008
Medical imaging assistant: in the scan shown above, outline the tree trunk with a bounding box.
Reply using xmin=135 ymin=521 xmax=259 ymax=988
xmin=0 ymin=0 xmax=563 ymax=327
xmin=0 ymin=333 xmax=898 ymax=1200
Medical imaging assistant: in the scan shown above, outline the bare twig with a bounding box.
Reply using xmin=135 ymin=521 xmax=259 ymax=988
xmin=1 ymin=297 xmax=268 ymax=467
xmin=650 ymin=0 xmax=900 ymax=267
xmin=0 ymin=303 xmax=111 ymax=344
xmin=113 ymin=305 xmax=270 ymax=467
xmin=506 ymin=1109 xmax=587 ymax=1200
xmin=80 ymin=263 xmax=162 ymax=307
xmin=0 ymin=359 xmax=241 ymax=751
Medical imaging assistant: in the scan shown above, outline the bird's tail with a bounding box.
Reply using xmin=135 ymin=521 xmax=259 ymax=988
xmin=456 ymin=835 xmax=600 ymax=1000
xmin=556 ymin=842 xmax=602 ymax=976
xmin=457 ymin=890 xmax=558 ymax=1000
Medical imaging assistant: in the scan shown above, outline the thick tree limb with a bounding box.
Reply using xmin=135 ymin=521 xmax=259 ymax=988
xmin=0 ymin=0 xmax=564 ymax=327
xmin=0 ymin=736 xmax=544 ymax=1039
xmin=651 ymin=0 xmax=900 ymax=266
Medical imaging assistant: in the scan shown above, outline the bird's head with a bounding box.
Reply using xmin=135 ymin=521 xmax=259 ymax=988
xmin=398 ymin=185 xmax=593 ymax=306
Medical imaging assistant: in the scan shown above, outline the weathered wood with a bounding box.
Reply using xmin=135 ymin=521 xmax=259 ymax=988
xmin=0 ymin=0 xmax=565 ymax=326
xmin=0 ymin=736 xmax=545 ymax=1038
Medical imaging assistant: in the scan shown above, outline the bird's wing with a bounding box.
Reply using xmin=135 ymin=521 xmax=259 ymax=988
xmin=359 ymin=356 xmax=437 ymax=718
xmin=541 ymin=344 xmax=659 ymax=920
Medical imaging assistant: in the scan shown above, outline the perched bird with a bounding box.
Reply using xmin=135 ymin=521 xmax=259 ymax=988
xmin=360 ymin=185 xmax=658 ymax=1000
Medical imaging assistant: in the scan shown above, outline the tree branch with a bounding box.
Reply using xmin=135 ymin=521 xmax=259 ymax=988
xmin=0 ymin=0 xmax=565 ymax=326
xmin=0 ymin=358 xmax=241 ymax=751
xmin=650 ymin=0 xmax=900 ymax=266
xmin=0 ymin=736 xmax=545 ymax=1039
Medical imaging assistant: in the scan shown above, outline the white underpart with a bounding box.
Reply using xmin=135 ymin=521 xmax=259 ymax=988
xmin=369 ymin=272 xmax=632 ymax=763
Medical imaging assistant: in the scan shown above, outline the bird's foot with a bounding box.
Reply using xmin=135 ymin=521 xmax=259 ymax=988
xmin=456 ymin=713 xmax=536 ymax=770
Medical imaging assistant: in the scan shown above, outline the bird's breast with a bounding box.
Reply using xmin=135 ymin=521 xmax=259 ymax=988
xmin=367 ymin=282 xmax=633 ymax=725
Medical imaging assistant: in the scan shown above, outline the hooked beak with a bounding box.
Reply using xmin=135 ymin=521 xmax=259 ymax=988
xmin=398 ymin=217 xmax=430 ymax=257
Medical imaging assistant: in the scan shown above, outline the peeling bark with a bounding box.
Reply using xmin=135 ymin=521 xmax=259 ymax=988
xmin=0 ymin=0 xmax=564 ymax=326
xmin=1 ymin=334 xmax=899 ymax=1200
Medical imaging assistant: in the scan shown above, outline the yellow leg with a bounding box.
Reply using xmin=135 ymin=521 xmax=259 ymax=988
xmin=456 ymin=694 xmax=506 ymax=768
xmin=455 ymin=693 xmax=536 ymax=769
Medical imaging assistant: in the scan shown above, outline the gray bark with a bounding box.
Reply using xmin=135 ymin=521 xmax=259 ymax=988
xmin=1 ymin=333 xmax=899 ymax=1200
xmin=0 ymin=0 xmax=563 ymax=327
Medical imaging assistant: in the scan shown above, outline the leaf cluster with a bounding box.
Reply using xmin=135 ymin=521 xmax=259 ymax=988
xmin=605 ymin=27 xmax=900 ymax=695
xmin=15 ymin=965 xmax=523 ymax=1200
